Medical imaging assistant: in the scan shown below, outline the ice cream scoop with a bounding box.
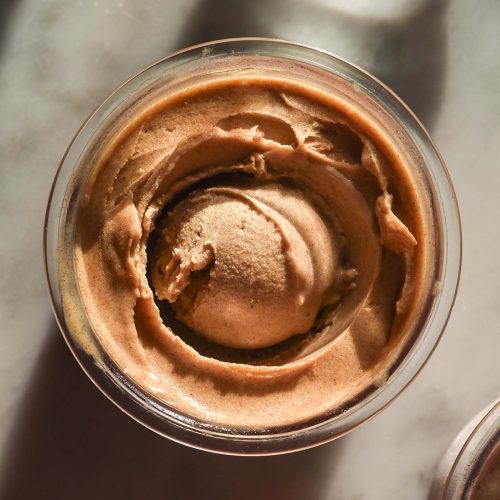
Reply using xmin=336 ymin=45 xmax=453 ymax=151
xmin=72 ymin=74 xmax=434 ymax=430
xmin=151 ymin=182 xmax=337 ymax=349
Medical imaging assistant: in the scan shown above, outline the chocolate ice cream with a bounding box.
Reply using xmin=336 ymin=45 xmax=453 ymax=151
xmin=72 ymin=76 xmax=434 ymax=427
xmin=471 ymin=443 xmax=500 ymax=500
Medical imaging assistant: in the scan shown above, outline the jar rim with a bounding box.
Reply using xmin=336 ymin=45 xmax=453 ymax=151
xmin=44 ymin=37 xmax=462 ymax=455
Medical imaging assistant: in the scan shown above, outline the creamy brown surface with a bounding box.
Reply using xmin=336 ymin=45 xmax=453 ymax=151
xmin=151 ymin=182 xmax=338 ymax=349
xmin=471 ymin=442 xmax=500 ymax=500
xmin=74 ymin=77 xmax=433 ymax=428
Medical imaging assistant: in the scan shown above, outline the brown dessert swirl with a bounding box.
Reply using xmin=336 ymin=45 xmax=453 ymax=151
xmin=73 ymin=77 xmax=434 ymax=427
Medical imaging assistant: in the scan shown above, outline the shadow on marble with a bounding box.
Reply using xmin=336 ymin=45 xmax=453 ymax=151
xmin=366 ymin=0 xmax=450 ymax=132
xmin=0 ymin=0 xmax=20 ymax=58
xmin=0 ymin=321 xmax=344 ymax=500
xmin=175 ymin=0 xmax=449 ymax=130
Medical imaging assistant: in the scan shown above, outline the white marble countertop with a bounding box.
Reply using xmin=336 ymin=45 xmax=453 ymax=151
xmin=0 ymin=1 xmax=499 ymax=498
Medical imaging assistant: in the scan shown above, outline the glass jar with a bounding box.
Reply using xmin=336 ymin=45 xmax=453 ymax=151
xmin=430 ymin=400 xmax=500 ymax=500
xmin=44 ymin=38 xmax=461 ymax=455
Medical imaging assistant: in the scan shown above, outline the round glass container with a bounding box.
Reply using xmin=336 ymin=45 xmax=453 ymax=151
xmin=430 ymin=400 xmax=500 ymax=500
xmin=44 ymin=38 xmax=461 ymax=455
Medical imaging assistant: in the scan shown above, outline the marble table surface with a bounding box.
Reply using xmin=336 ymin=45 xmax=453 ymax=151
xmin=1 ymin=0 xmax=499 ymax=498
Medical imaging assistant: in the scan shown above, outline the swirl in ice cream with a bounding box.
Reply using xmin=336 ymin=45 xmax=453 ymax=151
xmin=151 ymin=182 xmax=338 ymax=349
xmin=72 ymin=77 xmax=433 ymax=427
